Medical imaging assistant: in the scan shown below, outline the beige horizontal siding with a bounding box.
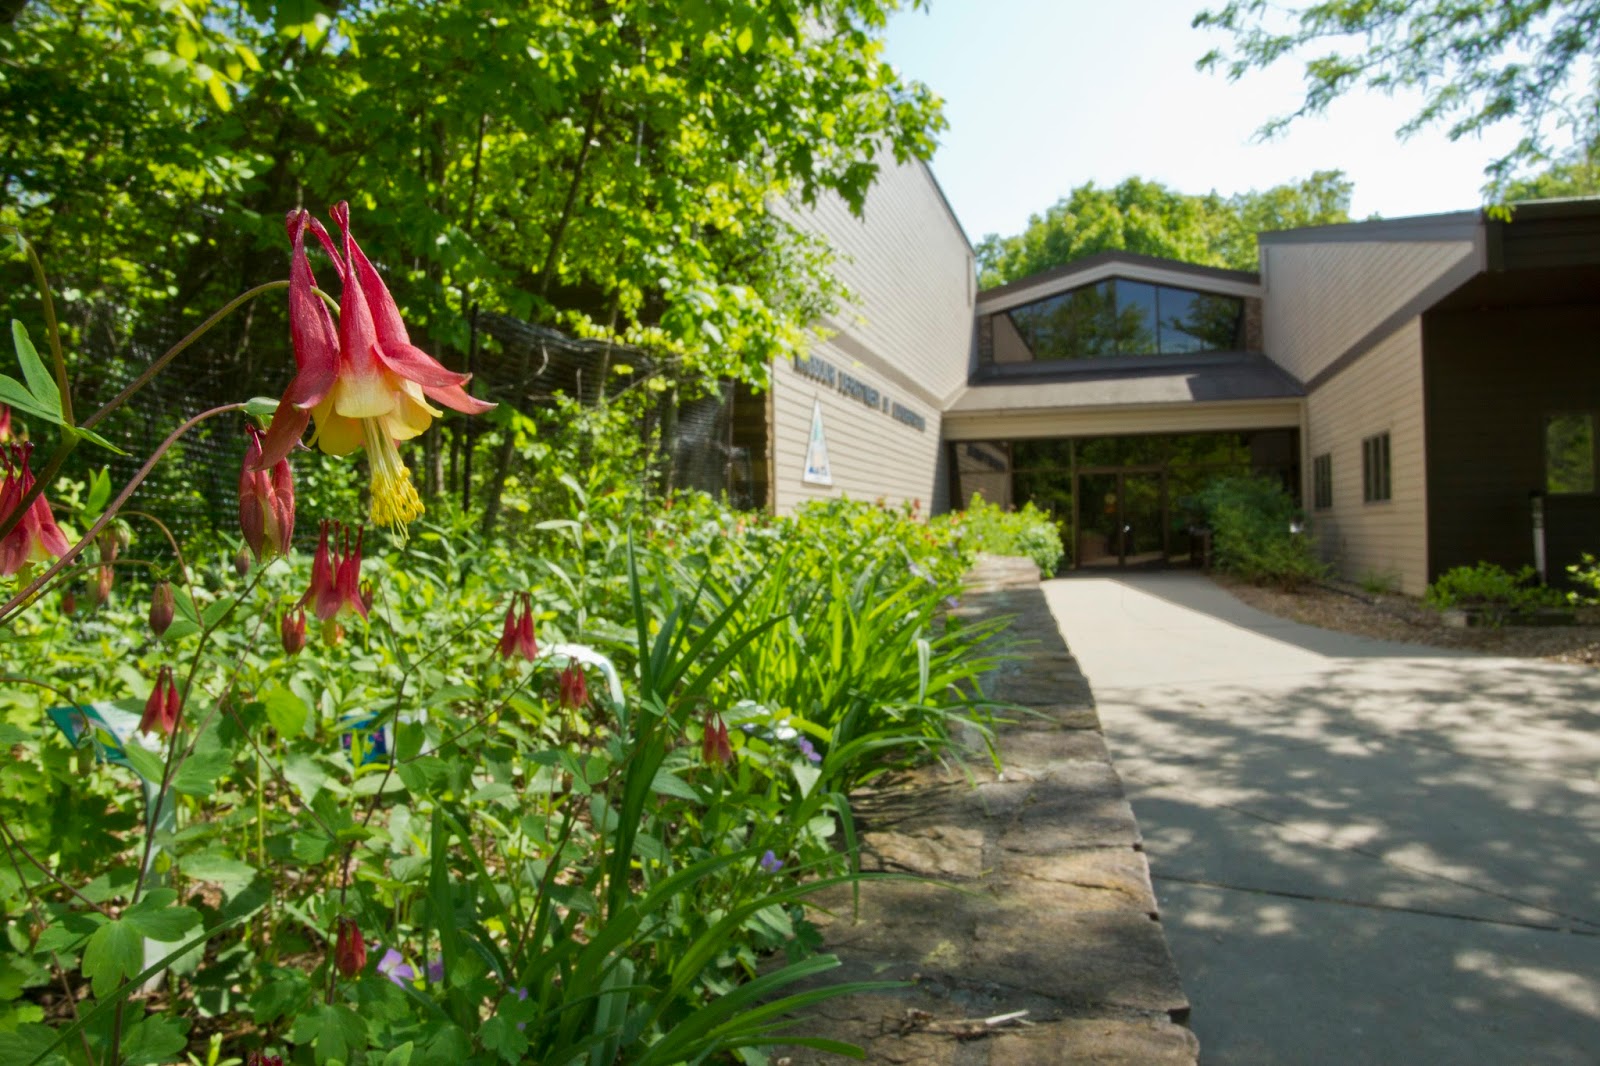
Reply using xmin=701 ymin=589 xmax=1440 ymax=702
xmin=942 ymin=399 xmax=1303 ymax=442
xmin=1303 ymin=319 xmax=1429 ymax=593
xmin=1263 ymin=238 xmax=1477 ymax=382
xmin=778 ymin=155 xmax=974 ymax=404
xmin=771 ymin=349 xmax=943 ymax=513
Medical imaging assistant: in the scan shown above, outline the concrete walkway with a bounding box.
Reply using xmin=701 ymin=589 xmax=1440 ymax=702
xmin=1042 ymin=572 xmax=1600 ymax=1065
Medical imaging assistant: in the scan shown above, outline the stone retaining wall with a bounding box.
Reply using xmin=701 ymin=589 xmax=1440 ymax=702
xmin=776 ymin=555 xmax=1197 ymax=1064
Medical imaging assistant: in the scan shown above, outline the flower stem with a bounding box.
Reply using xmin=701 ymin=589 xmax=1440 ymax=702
xmin=0 ymin=403 xmax=244 ymax=625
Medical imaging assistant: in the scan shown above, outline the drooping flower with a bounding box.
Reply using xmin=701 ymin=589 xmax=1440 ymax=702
xmin=759 ymin=850 xmax=784 ymax=874
xmin=257 ymin=205 xmax=494 ymax=530
xmin=556 ymin=664 xmax=588 ymax=711
xmin=0 ymin=405 xmax=12 ymax=443
xmin=0 ymin=443 xmax=70 ymax=578
xmin=302 ymin=520 xmax=367 ymax=623
xmin=701 ymin=712 xmax=733 ymax=768
xmin=358 ymin=579 xmax=375 ymax=615
xmin=149 ymin=581 xmax=175 ymax=637
xmin=281 ymin=607 xmax=307 ymax=655
xmin=334 ymin=918 xmax=366 ymax=978
xmin=376 ymin=948 xmax=416 ymax=988
xmin=497 ymin=593 xmax=537 ymax=662
xmin=139 ymin=666 xmax=181 ymax=737
xmin=238 ymin=423 xmax=295 ymax=564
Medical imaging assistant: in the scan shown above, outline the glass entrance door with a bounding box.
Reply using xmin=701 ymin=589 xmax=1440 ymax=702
xmin=1074 ymin=470 xmax=1169 ymax=568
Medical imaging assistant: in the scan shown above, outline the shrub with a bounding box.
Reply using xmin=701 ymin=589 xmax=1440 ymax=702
xmin=1425 ymin=561 xmax=1567 ymax=622
xmin=1566 ymin=553 xmax=1600 ymax=606
xmin=1195 ymin=475 xmax=1329 ymax=589
xmin=936 ymin=494 xmax=1065 ymax=577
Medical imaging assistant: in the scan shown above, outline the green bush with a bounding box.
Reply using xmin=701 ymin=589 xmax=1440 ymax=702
xmin=1566 ymin=553 xmax=1600 ymax=606
xmin=1195 ymin=475 xmax=1328 ymax=589
xmin=1425 ymin=561 xmax=1567 ymax=621
xmin=935 ymin=494 xmax=1065 ymax=577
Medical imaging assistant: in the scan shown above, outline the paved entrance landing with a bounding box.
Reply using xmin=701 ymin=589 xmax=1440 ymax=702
xmin=1043 ymin=572 xmax=1600 ymax=1065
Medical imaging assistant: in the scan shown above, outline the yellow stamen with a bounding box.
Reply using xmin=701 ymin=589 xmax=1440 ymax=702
xmin=361 ymin=418 xmax=424 ymax=530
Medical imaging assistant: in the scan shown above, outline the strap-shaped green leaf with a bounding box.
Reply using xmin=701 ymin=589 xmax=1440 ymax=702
xmin=11 ymin=321 xmax=60 ymax=419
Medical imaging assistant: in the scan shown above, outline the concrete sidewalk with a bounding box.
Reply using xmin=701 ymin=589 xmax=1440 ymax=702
xmin=1042 ymin=572 xmax=1600 ymax=1065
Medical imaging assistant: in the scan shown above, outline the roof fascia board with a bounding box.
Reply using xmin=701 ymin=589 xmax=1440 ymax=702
xmin=941 ymin=397 xmax=1304 ymax=440
xmin=1258 ymin=210 xmax=1481 ymax=246
xmin=978 ymin=259 xmax=1262 ymax=314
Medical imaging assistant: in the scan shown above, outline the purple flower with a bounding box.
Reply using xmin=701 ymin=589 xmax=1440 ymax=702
xmin=943 ymin=596 xmax=961 ymax=610
xmin=376 ymin=949 xmax=415 ymax=987
xmin=515 ymin=985 xmax=529 ymax=1032
xmin=426 ymin=958 xmax=444 ymax=983
xmin=760 ymin=850 xmax=784 ymax=873
xmin=796 ymin=737 xmax=822 ymax=764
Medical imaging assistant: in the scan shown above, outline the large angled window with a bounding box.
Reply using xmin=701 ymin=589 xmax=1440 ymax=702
xmin=980 ymin=278 xmax=1243 ymax=364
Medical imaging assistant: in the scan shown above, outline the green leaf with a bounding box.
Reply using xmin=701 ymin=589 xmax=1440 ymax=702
xmin=10 ymin=321 xmax=59 ymax=418
xmin=650 ymin=766 xmax=697 ymax=801
xmin=262 ymin=683 xmax=309 ymax=738
xmin=244 ymin=396 xmax=281 ymax=418
xmin=290 ymin=1003 xmax=368 ymax=1065
xmin=172 ymin=745 xmax=233 ymax=796
xmin=68 ymin=424 xmax=128 ymax=455
xmin=121 ymin=1015 xmax=190 ymax=1065
xmin=121 ymin=741 xmax=166 ymax=783
xmin=83 ymin=467 xmax=111 ymax=517
xmin=381 ymin=1042 xmax=415 ymax=1066
xmin=81 ymin=919 xmax=142 ymax=997
xmin=0 ymin=375 xmax=59 ymax=424
xmin=180 ymin=853 xmax=257 ymax=899
xmin=283 ymin=752 xmax=330 ymax=805
xmin=124 ymin=888 xmax=201 ymax=941
xmin=201 ymin=595 xmax=237 ymax=629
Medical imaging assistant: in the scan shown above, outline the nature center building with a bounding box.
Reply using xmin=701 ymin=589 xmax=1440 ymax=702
xmin=755 ymin=157 xmax=1600 ymax=595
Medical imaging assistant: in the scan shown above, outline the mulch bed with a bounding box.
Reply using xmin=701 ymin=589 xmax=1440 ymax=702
xmin=1215 ymin=576 xmax=1600 ymax=668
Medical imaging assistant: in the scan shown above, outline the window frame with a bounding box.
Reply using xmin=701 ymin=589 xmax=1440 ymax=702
xmin=1361 ymin=432 xmax=1391 ymax=504
xmin=1312 ymin=452 xmax=1333 ymax=510
xmin=1543 ymin=412 xmax=1597 ymax=495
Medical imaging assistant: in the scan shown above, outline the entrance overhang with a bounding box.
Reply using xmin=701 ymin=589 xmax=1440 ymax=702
xmin=942 ymin=397 xmax=1305 ymax=442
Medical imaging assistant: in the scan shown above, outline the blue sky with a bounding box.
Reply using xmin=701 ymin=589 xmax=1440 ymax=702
xmin=882 ymin=0 xmax=1527 ymax=242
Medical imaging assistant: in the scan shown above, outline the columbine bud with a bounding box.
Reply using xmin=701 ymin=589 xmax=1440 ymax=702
xmin=497 ymin=593 xmax=538 ymax=662
xmin=233 ymin=546 xmax=251 ymax=577
xmin=334 ymin=919 xmax=366 ymax=978
xmin=359 ymin=579 xmax=375 ymax=615
xmin=239 ymin=424 xmax=295 ymax=564
xmin=90 ymin=565 xmax=113 ymax=609
xmin=281 ymin=607 xmax=307 ymax=655
xmin=556 ymin=663 xmax=587 ymax=711
xmin=60 ymin=588 xmax=76 ymax=615
xmin=149 ymin=581 xmax=175 ymax=637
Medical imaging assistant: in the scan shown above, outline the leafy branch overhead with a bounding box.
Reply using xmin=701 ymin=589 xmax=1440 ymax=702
xmin=1193 ymin=0 xmax=1600 ymax=192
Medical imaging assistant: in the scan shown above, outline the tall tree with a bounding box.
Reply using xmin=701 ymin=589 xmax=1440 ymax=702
xmin=976 ymin=171 xmax=1352 ymax=287
xmin=1193 ymin=1 xmax=1600 ymax=193
xmin=0 ymin=0 xmax=945 ymax=523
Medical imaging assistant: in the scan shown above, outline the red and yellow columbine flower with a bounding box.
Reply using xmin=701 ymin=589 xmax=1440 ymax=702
xmin=0 ymin=443 xmax=69 ymax=578
xmin=239 ymin=424 xmax=295 ymax=564
xmin=302 ymin=520 xmax=367 ymax=623
xmin=556 ymin=664 xmax=588 ymax=711
xmin=0 ymin=405 xmax=12 ymax=443
xmin=257 ymin=205 xmax=493 ymax=529
xmin=334 ymin=919 xmax=366 ymax=978
xmin=497 ymin=592 xmax=538 ymax=662
xmin=701 ymin=712 xmax=733 ymax=768
xmin=139 ymin=665 xmax=181 ymax=737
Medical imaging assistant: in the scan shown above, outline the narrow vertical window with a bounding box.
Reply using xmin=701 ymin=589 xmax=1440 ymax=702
xmin=1313 ymin=453 xmax=1332 ymax=510
xmin=1545 ymin=414 xmax=1595 ymax=493
xmin=1362 ymin=432 xmax=1391 ymax=503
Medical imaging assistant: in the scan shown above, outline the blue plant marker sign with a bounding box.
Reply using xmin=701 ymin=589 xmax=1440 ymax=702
xmin=339 ymin=713 xmax=392 ymax=766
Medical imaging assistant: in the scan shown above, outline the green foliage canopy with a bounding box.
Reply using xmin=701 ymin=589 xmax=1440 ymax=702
xmin=0 ymin=0 xmax=945 ymax=387
xmin=1193 ymin=0 xmax=1600 ymax=194
xmin=975 ymin=171 xmax=1352 ymax=286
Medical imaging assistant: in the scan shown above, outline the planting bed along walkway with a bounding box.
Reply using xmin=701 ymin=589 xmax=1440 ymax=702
xmin=777 ymin=555 xmax=1197 ymax=1064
